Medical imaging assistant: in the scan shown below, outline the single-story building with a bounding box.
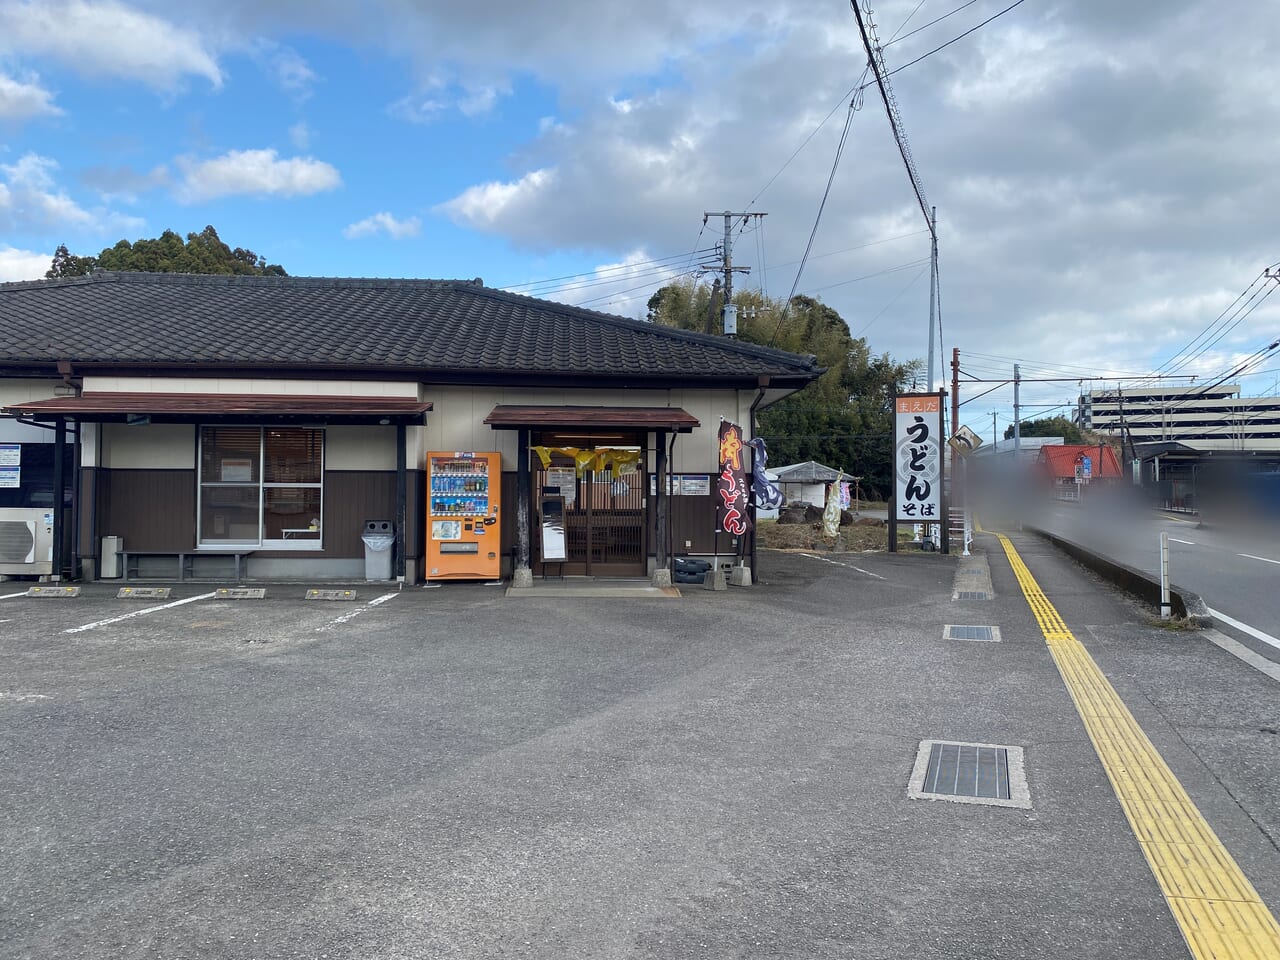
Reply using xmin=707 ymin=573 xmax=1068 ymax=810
xmin=768 ymin=461 xmax=853 ymax=510
xmin=0 ymin=272 xmax=820 ymax=584
xmin=1036 ymin=443 xmax=1122 ymax=499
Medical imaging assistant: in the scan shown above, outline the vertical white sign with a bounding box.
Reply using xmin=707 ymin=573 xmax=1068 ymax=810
xmin=894 ymin=394 xmax=942 ymax=522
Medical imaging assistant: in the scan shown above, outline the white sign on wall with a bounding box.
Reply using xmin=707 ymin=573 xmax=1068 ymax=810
xmin=0 ymin=465 xmax=19 ymax=488
xmin=894 ymin=394 xmax=942 ymax=522
xmin=0 ymin=443 xmax=19 ymax=466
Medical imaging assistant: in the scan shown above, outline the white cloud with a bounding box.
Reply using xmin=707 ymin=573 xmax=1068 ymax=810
xmin=437 ymin=168 xmax=555 ymax=229
xmin=0 ymin=153 xmax=96 ymax=230
xmin=0 ymin=244 xmax=51 ymax=281
xmin=342 ymin=211 xmax=422 ymax=240
xmin=0 ymin=0 xmax=221 ymax=90
xmin=388 ymin=92 xmax=448 ymax=125
xmin=252 ymin=39 xmax=316 ymax=100
xmin=388 ymin=75 xmax=508 ymax=123
xmin=176 ymin=148 xmax=341 ymax=202
xmin=457 ymin=84 xmax=502 ymax=117
xmin=0 ymin=71 xmax=62 ymax=120
xmin=288 ymin=121 xmax=311 ymax=150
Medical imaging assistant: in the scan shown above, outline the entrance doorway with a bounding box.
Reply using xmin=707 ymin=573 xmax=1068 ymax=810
xmin=533 ymin=441 xmax=647 ymax=577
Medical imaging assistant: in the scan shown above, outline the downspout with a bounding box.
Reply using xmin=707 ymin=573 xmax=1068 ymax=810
xmin=748 ymin=378 xmax=769 ymax=577
xmin=395 ymin=422 xmax=407 ymax=584
xmin=88 ymin=422 xmax=100 ymax=579
xmin=71 ymin=421 xmax=82 ymax=580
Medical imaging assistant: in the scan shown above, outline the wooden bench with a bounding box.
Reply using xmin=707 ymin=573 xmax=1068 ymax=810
xmin=121 ymin=550 xmax=254 ymax=583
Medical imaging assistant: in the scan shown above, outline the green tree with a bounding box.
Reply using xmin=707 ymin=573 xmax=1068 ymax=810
xmin=45 ymin=243 xmax=98 ymax=278
xmin=46 ymin=226 xmax=287 ymax=279
xmin=647 ymin=280 xmax=921 ymax=497
xmin=1003 ymin=415 xmax=1084 ymax=443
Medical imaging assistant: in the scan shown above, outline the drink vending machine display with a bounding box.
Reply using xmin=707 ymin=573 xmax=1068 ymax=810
xmin=425 ymin=451 xmax=500 ymax=580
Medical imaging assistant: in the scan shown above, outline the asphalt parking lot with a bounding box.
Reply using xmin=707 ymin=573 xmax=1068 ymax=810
xmin=2 ymin=537 xmax=1278 ymax=959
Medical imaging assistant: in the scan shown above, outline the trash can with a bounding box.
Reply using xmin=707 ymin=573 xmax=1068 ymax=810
xmin=361 ymin=520 xmax=395 ymax=580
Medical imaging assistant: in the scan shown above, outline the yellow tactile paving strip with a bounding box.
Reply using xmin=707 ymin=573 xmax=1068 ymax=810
xmin=996 ymin=532 xmax=1280 ymax=959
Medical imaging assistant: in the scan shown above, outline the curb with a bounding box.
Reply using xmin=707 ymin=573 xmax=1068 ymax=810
xmin=1023 ymin=525 xmax=1214 ymax=627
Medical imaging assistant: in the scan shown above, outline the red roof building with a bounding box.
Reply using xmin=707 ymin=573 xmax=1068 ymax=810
xmin=1037 ymin=444 xmax=1123 ymax=482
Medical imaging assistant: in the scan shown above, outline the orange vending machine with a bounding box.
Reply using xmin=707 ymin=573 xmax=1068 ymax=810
xmin=425 ymin=451 xmax=501 ymax=580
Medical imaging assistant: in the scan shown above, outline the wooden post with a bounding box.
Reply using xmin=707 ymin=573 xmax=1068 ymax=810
xmin=514 ymin=427 xmax=532 ymax=585
xmin=654 ymin=430 xmax=669 ymax=572
xmin=52 ymin=418 xmax=66 ymax=580
xmin=395 ymin=423 xmax=407 ymax=581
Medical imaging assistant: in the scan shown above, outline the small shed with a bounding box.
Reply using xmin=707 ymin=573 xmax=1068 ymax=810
xmin=771 ymin=461 xmax=851 ymax=509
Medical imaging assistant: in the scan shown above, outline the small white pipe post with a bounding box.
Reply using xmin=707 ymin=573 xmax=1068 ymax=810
xmin=1159 ymin=531 xmax=1171 ymax=619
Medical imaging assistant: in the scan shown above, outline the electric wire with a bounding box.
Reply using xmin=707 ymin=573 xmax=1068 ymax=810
xmin=882 ymin=0 xmax=1031 ymax=81
xmin=884 ymin=0 xmax=981 ymax=49
xmin=768 ymin=91 xmax=861 ymax=347
xmin=500 ymin=247 xmax=717 ymax=294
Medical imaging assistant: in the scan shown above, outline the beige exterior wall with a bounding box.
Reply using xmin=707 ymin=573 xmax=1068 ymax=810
xmin=419 ymin=384 xmax=751 ymax=473
xmin=53 ymin=379 xmax=756 ymax=474
xmin=102 ymin=423 xmax=196 ymax=469
xmin=326 ymin=425 xmax=400 ymax=471
xmin=0 ymin=378 xmax=61 ymax=444
xmin=0 ymin=378 xmax=61 ymax=405
xmin=82 ymin=376 xmax=419 ymax=397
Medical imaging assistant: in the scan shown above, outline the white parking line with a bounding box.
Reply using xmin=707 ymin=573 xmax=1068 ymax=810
xmin=799 ymin=553 xmax=888 ymax=580
xmin=316 ymin=592 xmax=399 ymax=631
xmin=1238 ymin=553 xmax=1280 ymax=566
xmin=1206 ymin=606 xmax=1280 ymax=653
xmin=1 ymin=591 xmax=28 ymax=600
xmin=1169 ymin=537 xmax=1197 ymax=545
xmin=65 ymin=592 xmax=218 ymax=634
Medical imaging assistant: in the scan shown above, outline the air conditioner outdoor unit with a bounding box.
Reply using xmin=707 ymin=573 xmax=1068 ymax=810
xmin=0 ymin=507 xmax=55 ymax=575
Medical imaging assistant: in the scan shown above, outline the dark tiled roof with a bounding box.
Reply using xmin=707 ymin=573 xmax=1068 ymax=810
xmin=0 ymin=272 xmax=820 ymax=385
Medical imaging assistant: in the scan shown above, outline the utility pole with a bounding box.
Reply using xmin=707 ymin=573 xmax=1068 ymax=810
xmin=1013 ymin=364 xmax=1022 ymax=457
xmin=703 ymin=210 xmax=765 ymax=336
xmin=992 ymin=411 xmax=998 ymax=448
xmin=928 ymin=207 xmax=938 ymax=387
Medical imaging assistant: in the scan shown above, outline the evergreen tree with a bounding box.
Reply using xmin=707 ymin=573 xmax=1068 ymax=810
xmin=647 ymin=280 xmax=921 ymax=497
xmin=1003 ymin=415 xmax=1084 ymax=443
xmin=46 ymin=226 xmax=287 ymax=279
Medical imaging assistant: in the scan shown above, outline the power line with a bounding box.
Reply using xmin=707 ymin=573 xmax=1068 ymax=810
xmin=769 ymin=91 xmax=862 ymax=347
xmin=499 ymin=247 xmax=717 ymax=293
xmin=883 ymin=0 xmax=1032 ymax=81
xmin=851 ymin=0 xmax=932 ymax=232
xmin=884 ymin=0 xmax=981 ymax=50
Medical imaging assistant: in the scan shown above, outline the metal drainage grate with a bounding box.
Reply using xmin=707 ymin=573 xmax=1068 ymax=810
xmin=908 ymin=740 xmax=1030 ymax=808
xmin=943 ymin=624 xmax=1001 ymax=642
xmin=955 ymin=591 xmax=990 ymax=600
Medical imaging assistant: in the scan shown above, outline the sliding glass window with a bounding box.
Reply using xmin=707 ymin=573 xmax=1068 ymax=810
xmin=198 ymin=426 xmax=324 ymax=548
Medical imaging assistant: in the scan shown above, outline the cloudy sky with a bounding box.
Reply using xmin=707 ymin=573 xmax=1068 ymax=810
xmin=1 ymin=0 xmax=1277 ymax=432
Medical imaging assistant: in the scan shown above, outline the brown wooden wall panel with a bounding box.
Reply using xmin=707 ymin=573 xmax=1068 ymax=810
xmin=670 ymin=495 xmax=741 ymax=556
xmin=92 ymin=469 xmax=423 ymax=561
xmin=99 ymin=469 xmax=197 ymax=551
xmin=320 ymin=470 xmax=422 ymax=560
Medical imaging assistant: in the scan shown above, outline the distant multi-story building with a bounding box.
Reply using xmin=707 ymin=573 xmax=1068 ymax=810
xmin=1074 ymin=384 xmax=1280 ymax=451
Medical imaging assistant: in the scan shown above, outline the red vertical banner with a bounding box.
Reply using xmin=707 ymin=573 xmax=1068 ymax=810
xmin=717 ymin=420 xmax=751 ymax=535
